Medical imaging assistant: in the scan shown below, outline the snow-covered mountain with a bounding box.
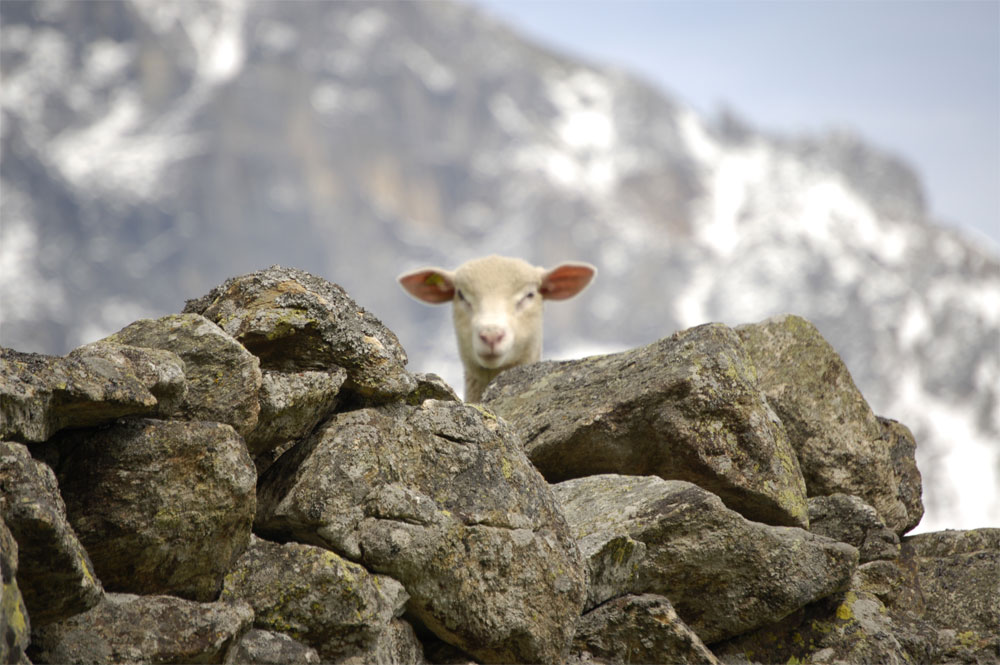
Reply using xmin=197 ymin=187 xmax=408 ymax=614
xmin=2 ymin=0 xmax=997 ymax=532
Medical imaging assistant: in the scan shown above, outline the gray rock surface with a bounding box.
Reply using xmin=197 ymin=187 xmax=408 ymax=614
xmin=712 ymin=529 xmax=1000 ymax=664
xmin=808 ymin=493 xmax=900 ymax=563
xmin=183 ymin=265 xmax=416 ymax=401
xmin=0 ymin=516 xmax=30 ymax=665
xmin=102 ymin=313 xmax=262 ymax=436
xmin=0 ymin=344 xmax=185 ymax=442
xmin=225 ymin=629 xmax=321 ymax=665
xmin=736 ymin=315 xmax=923 ymax=534
xmin=256 ymin=400 xmax=585 ymax=664
xmin=577 ymin=532 xmax=647 ymax=611
xmin=220 ymin=536 xmax=412 ymax=663
xmin=0 ymin=441 xmax=102 ymax=626
xmin=553 ymin=474 xmax=858 ymax=644
xmin=245 ymin=368 xmax=346 ymax=458
xmin=54 ymin=419 xmax=256 ymax=601
xmin=28 ymin=593 xmax=253 ymax=665
xmin=484 ymin=323 xmax=809 ymax=529
xmin=573 ymin=594 xmax=721 ymax=665
xmin=899 ymin=528 xmax=1000 ymax=663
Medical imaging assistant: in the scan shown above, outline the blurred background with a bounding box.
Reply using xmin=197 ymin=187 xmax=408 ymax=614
xmin=1 ymin=0 xmax=997 ymax=534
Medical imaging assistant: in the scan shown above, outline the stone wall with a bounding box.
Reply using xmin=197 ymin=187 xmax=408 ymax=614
xmin=1 ymin=266 xmax=995 ymax=664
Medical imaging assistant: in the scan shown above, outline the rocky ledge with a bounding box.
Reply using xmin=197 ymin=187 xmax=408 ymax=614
xmin=1 ymin=266 xmax=996 ymax=664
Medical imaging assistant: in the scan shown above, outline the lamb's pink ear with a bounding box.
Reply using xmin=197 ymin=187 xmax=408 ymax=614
xmin=398 ymin=268 xmax=456 ymax=304
xmin=540 ymin=262 xmax=597 ymax=301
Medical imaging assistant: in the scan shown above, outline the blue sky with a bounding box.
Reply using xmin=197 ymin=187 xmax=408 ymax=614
xmin=470 ymin=0 xmax=1000 ymax=250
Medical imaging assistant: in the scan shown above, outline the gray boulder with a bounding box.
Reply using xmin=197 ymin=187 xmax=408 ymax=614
xmin=808 ymin=493 xmax=900 ymax=563
xmin=0 ymin=344 xmax=185 ymax=442
xmin=577 ymin=532 xmax=647 ymax=611
xmin=183 ymin=265 xmax=416 ymax=401
xmin=245 ymin=368 xmax=346 ymax=458
xmin=573 ymin=594 xmax=721 ymax=665
xmin=736 ymin=315 xmax=923 ymax=534
xmin=897 ymin=529 xmax=1000 ymax=663
xmin=0 ymin=516 xmax=30 ymax=665
xmin=710 ymin=530 xmax=1000 ymax=664
xmin=553 ymin=474 xmax=858 ymax=644
xmin=220 ymin=536 xmax=415 ymax=664
xmin=256 ymin=400 xmax=585 ymax=664
xmin=54 ymin=419 xmax=256 ymax=601
xmin=28 ymin=593 xmax=253 ymax=665
xmin=483 ymin=323 xmax=809 ymax=529
xmin=226 ymin=630 xmax=321 ymax=665
xmin=0 ymin=441 xmax=103 ymax=626
xmin=712 ymin=587 xmax=928 ymax=665
xmin=102 ymin=313 xmax=262 ymax=436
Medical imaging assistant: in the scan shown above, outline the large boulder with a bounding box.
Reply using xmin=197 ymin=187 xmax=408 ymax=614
xmin=102 ymin=314 xmax=262 ymax=436
xmin=896 ymin=529 xmax=1000 ymax=662
xmin=256 ymin=400 xmax=586 ymax=664
xmin=808 ymin=493 xmax=899 ymax=563
xmin=712 ymin=586 xmax=932 ymax=665
xmin=227 ymin=630 xmax=321 ymax=665
xmin=483 ymin=323 xmax=809 ymax=529
xmin=0 ymin=516 xmax=30 ymax=665
xmin=245 ymin=368 xmax=347 ymax=460
xmin=0 ymin=344 xmax=185 ymax=443
xmin=220 ymin=536 xmax=417 ymax=664
xmin=697 ymin=529 xmax=1000 ymax=665
xmin=553 ymin=474 xmax=858 ymax=644
xmin=573 ymin=594 xmax=721 ymax=665
xmin=183 ymin=265 xmax=416 ymax=401
xmin=28 ymin=593 xmax=253 ymax=665
xmin=736 ymin=315 xmax=923 ymax=534
xmin=0 ymin=441 xmax=103 ymax=626
xmin=53 ymin=419 xmax=256 ymax=601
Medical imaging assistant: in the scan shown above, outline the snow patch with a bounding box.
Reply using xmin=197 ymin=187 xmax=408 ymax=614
xmin=49 ymin=90 xmax=203 ymax=202
xmin=400 ymin=44 xmax=456 ymax=93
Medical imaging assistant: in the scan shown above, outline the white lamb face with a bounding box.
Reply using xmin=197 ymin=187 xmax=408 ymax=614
xmin=451 ymin=264 xmax=544 ymax=370
xmin=398 ymin=254 xmax=596 ymax=401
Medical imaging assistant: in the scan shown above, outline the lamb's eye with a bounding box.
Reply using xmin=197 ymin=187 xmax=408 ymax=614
xmin=457 ymin=289 xmax=468 ymax=303
xmin=517 ymin=290 xmax=537 ymax=307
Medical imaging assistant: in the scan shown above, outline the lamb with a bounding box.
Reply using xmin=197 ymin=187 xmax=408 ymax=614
xmin=398 ymin=255 xmax=596 ymax=402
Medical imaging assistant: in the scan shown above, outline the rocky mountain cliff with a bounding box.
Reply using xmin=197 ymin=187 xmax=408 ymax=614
xmin=0 ymin=0 xmax=997 ymax=533
xmin=1 ymin=266 xmax=997 ymax=664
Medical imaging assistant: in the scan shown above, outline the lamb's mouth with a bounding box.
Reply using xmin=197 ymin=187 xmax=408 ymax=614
xmin=477 ymin=351 xmax=504 ymax=366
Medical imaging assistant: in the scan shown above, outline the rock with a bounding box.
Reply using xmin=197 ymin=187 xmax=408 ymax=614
xmin=406 ymin=372 xmax=461 ymax=405
xmin=28 ymin=593 xmax=253 ymax=665
xmin=0 ymin=516 xmax=30 ymax=665
xmin=484 ymin=323 xmax=809 ymax=529
xmin=553 ymin=474 xmax=858 ymax=644
xmin=226 ymin=629 xmax=321 ymax=665
xmin=897 ymin=529 xmax=1000 ymax=663
xmin=0 ymin=344 xmax=185 ymax=443
xmin=735 ymin=315 xmax=923 ymax=534
xmin=712 ymin=588 xmax=930 ymax=665
xmin=245 ymin=368 xmax=347 ymax=458
xmin=577 ymin=532 xmax=647 ymax=611
xmin=0 ymin=441 xmax=103 ymax=626
xmin=183 ymin=265 xmax=416 ymax=401
xmin=256 ymin=400 xmax=585 ymax=664
xmin=808 ymin=493 xmax=900 ymax=563
xmin=712 ymin=530 xmax=1000 ymax=664
xmin=573 ymin=594 xmax=721 ymax=665
xmin=102 ymin=313 xmax=262 ymax=436
xmin=220 ymin=536 xmax=412 ymax=663
xmin=53 ymin=419 xmax=256 ymax=601
xmin=878 ymin=417 xmax=924 ymax=534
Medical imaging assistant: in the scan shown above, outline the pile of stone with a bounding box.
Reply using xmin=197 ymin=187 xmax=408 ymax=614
xmin=1 ymin=266 xmax=995 ymax=664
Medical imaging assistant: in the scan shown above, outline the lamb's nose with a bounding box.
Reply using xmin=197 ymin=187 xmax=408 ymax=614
xmin=479 ymin=328 xmax=506 ymax=351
